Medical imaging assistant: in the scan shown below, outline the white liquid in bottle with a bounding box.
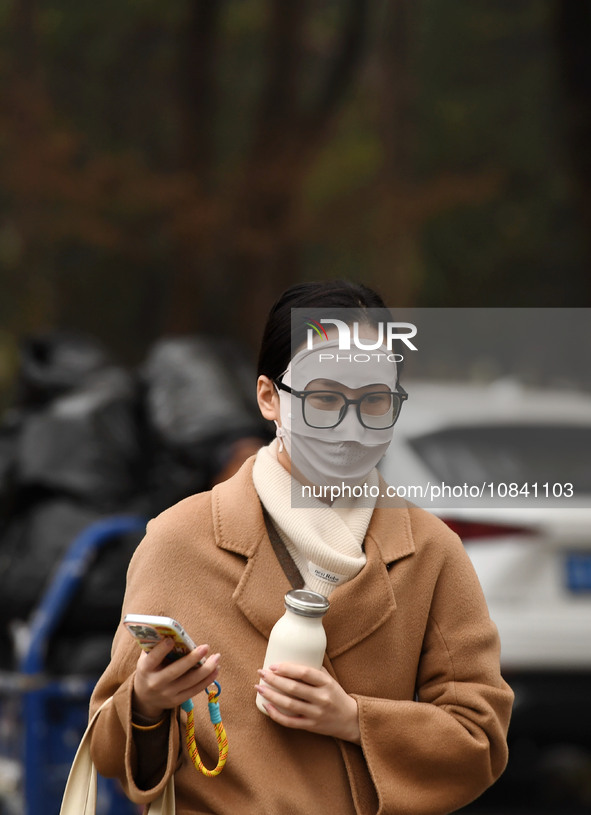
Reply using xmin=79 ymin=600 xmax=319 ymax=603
xmin=256 ymin=590 xmax=330 ymax=715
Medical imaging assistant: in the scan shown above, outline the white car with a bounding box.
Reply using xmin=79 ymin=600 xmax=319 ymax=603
xmin=379 ymin=379 xmax=591 ymax=747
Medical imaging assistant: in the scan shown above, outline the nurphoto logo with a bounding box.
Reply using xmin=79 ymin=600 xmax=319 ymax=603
xmin=305 ymin=317 xmax=418 ymax=354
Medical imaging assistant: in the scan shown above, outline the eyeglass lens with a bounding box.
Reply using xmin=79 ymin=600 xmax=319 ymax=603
xmin=303 ymin=391 xmax=399 ymax=429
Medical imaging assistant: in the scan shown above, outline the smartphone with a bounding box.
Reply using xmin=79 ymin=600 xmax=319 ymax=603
xmin=123 ymin=614 xmax=203 ymax=664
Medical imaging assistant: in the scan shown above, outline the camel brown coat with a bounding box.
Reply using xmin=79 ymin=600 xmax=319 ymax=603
xmin=89 ymin=457 xmax=513 ymax=815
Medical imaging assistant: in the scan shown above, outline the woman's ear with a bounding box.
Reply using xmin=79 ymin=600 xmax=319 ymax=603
xmin=256 ymin=375 xmax=280 ymax=423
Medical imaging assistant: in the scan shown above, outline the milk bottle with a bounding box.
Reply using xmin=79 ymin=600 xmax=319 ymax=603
xmin=256 ymin=589 xmax=330 ymax=715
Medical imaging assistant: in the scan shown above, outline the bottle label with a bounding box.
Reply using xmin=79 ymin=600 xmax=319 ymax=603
xmin=307 ymin=562 xmax=348 ymax=586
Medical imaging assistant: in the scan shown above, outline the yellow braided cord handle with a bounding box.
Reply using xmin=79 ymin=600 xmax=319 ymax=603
xmin=185 ymin=686 xmax=229 ymax=778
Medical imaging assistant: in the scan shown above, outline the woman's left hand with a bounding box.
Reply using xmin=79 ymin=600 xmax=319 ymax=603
xmin=255 ymin=664 xmax=361 ymax=744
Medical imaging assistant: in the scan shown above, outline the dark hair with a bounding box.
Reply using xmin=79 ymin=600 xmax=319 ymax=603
xmin=257 ymin=280 xmax=392 ymax=380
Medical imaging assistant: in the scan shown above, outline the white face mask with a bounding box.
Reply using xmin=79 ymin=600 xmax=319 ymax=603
xmin=275 ymin=340 xmax=398 ymax=487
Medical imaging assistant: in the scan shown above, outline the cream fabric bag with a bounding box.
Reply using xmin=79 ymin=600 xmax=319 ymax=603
xmin=59 ymin=696 xmax=174 ymax=814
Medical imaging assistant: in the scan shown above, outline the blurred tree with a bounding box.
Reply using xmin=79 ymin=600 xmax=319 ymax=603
xmin=1 ymin=0 xmax=190 ymax=353
xmin=1 ymin=0 xmax=373 ymax=354
xmin=373 ymin=0 xmax=502 ymax=306
xmin=0 ymin=0 xmax=588 ymax=371
xmin=397 ymin=0 xmax=584 ymax=306
xmin=552 ymin=0 xmax=591 ymax=300
xmin=167 ymin=0 xmax=371 ymax=342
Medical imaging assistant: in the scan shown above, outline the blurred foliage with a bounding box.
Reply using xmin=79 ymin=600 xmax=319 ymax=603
xmin=0 ymin=0 xmax=589 ymax=383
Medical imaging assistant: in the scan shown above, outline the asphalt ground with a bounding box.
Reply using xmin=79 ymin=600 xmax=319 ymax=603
xmin=459 ymin=740 xmax=591 ymax=815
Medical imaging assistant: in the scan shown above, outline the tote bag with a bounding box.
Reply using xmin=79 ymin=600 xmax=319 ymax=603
xmin=60 ymin=696 xmax=175 ymax=815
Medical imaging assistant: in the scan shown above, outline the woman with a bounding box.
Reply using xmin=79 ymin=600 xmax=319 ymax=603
xmin=89 ymin=280 xmax=513 ymax=814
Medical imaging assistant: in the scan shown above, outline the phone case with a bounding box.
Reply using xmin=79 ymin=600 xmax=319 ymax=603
xmin=123 ymin=614 xmax=198 ymax=662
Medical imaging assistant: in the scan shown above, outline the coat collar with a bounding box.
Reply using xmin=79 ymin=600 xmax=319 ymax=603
xmin=211 ymin=457 xmax=415 ymax=657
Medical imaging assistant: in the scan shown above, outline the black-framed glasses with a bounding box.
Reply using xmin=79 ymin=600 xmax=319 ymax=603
xmin=275 ymin=381 xmax=408 ymax=430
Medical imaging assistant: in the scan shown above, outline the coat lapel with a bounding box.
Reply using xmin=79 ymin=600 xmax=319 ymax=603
xmin=324 ymin=501 xmax=415 ymax=658
xmin=211 ymin=460 xmax=292 ymax=639
xmin=211 ymin=457 xmax=417 ymax=655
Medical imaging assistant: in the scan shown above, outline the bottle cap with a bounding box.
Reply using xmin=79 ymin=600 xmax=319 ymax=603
xmin=284 ymin=589 xmax=330 ymax=618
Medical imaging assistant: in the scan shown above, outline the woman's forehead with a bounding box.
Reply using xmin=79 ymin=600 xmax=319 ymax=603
xmin=306 ymin=378 xmax=389 ymax=391
xmin=287 ymin=339 xmax=398 ymax=391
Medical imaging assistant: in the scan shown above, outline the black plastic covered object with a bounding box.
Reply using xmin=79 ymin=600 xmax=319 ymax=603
xmin=14 ymin=366 xmax=142 ymax=510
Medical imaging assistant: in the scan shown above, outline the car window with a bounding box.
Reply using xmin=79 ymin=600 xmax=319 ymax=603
xmin=409 ymin=425 xmax=591 ymax=492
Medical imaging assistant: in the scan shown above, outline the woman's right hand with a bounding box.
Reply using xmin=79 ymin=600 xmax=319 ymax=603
xmin=133 ymin=638 xmax=221 ymax=720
